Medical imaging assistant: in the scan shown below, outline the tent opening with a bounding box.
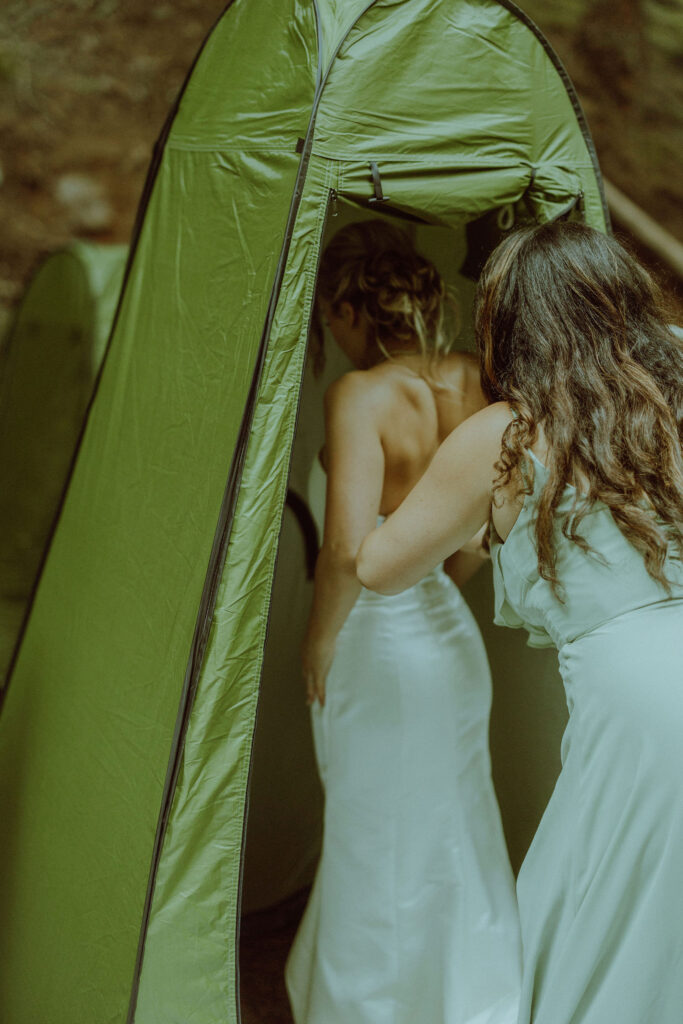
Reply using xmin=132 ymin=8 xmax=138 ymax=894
xmin=238 ymin=200 xmax=569 ymax=1019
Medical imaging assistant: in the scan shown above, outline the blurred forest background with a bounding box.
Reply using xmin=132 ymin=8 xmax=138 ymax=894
xmin=0 ymin=0 xmax=682 ymax=330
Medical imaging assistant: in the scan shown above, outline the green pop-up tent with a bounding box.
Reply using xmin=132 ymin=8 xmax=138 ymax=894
xmin=0 ymin=2 xmax=608 ymax=1022
xmin=0 ymin=243 xmax=127 ymax=681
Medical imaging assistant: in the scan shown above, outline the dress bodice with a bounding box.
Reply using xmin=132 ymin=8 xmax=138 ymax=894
xmin=489 ymin=450 xmax=683 ymax=650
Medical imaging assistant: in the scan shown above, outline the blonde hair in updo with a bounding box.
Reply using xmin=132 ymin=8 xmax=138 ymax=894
xmin=312 ymin=219 xmax=456 ymax=375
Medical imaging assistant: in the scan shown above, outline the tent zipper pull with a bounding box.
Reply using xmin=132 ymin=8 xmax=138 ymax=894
xmin=368 ymin=162 xmax=390 ymax=205
xmin=329 ymin=188 xmax=339 ymax=217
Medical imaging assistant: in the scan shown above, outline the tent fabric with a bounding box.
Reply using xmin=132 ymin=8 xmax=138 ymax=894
xmin=0 ymin=3 xmax=608 ymax=1023
xmin=0 ymin=242 xmax=127 ymax=682
xmin=313 ymin=2 xmax=606 ymax=226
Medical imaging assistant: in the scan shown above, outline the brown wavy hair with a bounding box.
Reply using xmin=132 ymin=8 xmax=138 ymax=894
xmin=475 ymin=219 xmax=683 ymax=595
xmin=312 ymin=219 xmax=455 ymax=374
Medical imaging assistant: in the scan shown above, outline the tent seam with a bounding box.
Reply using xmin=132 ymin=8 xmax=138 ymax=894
xmin=166 ymin=143 xmax=305 ymax=153
xmin=227 ymin=160 xmax=338 ymax=1020
xmin=311 ymin=150 xmax=598 ymax=169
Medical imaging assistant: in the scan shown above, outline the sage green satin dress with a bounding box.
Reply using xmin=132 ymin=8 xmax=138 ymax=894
xmin=490 ymin=450 xmax=683 ymax=1024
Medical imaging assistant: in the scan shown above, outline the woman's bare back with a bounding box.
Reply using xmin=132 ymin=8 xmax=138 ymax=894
xmin=362 ymin=352 xmax=486 ymax=515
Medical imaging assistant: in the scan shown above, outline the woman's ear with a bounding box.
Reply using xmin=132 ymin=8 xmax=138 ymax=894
xmin=339 ymin=300 xmax=358 ymax=328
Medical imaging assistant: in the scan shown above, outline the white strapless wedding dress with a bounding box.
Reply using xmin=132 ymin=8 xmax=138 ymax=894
xmin=285 ymin=460 xmax=521 ymax=1024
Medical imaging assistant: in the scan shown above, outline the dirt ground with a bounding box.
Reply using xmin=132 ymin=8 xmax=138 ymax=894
xmin=0 ymin=0 xmax=682 ymax=320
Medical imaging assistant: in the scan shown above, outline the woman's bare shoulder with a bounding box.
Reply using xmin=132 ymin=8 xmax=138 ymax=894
xmin=324 ymin=370 xmax=378 ymax=418
xmin=441 ymin=349 xmax=478 ymax=371
xmin=434 ymin=350 xmax=482 ymax=394
xmin=442 ymin=349 xmax=478 ymax=367
xmin=449 ymin=400 xmax=513 ymax=451
xmin=475 ymin=399 xmax=513 ymax=428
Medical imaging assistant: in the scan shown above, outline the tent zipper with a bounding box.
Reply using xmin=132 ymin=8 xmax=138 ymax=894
xmin=334 ymin=186 xmax=430 ymax=226
xmin=233 ymin=179 xmax=338 ymax=1023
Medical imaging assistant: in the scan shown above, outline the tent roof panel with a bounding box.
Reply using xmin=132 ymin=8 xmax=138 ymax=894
xmin=311 ymin=0 xmax=605 ymax=226
xmin=315 ymin=0 xmax=377 ymax=71
xmin=170 ymin=0 xmax=318 ymax=150
xmin=315 ymin=1 xmax=585 ymax=169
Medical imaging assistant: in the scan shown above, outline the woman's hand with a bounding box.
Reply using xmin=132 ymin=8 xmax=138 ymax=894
xmin=443 ymin=548 xmax=488 ymax=590
xmin=302 ymin=631 xmax=336 ymax=707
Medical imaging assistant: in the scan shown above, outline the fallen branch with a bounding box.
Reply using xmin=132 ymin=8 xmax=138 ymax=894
xmin=604 ymin=178 xmax=683 ymax=281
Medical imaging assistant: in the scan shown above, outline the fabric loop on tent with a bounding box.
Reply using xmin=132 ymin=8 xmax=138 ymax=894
xmin=551 ymin=190 xmax=585 ymax=223
xmin=524 ymin=164 xmax=584 ymax=223
xmin=368 ymin=161 xmax=390 ymax=205
xmin=497 ymin=204 xmax=515 ymax=231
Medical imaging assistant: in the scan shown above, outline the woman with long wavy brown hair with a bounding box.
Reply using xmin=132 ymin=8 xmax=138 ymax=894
xmin=357 ymin=220 xmax=683 ymax=1024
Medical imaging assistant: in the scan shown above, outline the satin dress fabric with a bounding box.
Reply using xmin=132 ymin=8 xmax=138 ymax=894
xmin=490 ymin=450 xmax=683 ymax=1024
xmin=285 ymin=460 xmax=521 ymax=1024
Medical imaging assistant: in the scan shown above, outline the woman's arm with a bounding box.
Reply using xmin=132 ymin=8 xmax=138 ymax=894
xmin=443 ymin=522 xmax=489 ymax=588
xmin=303 ymin=373 xmax=384 ymax=706
xmin=443 ymin=548 xmax=488 ymax=590
xmin=357 ymin=403 xmax=510 ymax=595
